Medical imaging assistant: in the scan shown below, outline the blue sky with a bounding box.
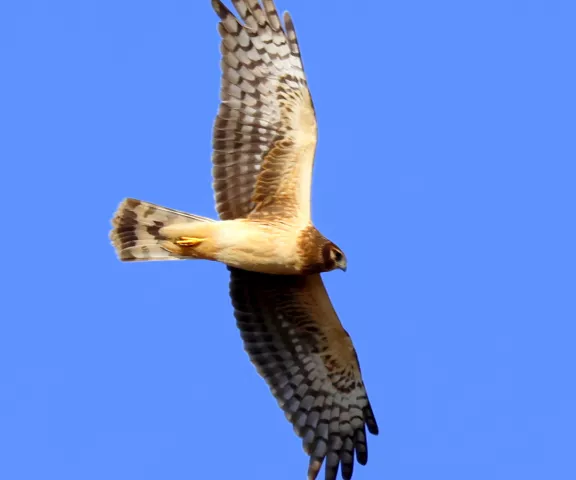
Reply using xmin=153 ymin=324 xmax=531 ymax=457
xmin=2 ymin=1 xmax=575 ymax=479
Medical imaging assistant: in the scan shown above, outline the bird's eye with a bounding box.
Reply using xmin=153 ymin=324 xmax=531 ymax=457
xmin=333 ymin=250 xmax=343 ymax=262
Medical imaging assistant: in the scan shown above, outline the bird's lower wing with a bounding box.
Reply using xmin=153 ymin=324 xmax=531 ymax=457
xmin=228 ymin=268 xmax=378 ymax=480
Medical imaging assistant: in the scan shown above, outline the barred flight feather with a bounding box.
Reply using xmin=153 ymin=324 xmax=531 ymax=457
xmin=211 ymin=0 xmax=317 ymax=223
xmin=229 ymin=267 xmax=378 ymax=480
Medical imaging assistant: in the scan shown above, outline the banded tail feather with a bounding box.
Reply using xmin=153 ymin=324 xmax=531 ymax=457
xmin=110 ymin=198 xmax=213 ymax=261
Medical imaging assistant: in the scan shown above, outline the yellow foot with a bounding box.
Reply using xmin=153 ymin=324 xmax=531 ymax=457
xmin=174 ymin=236 xmax=204 ymax=248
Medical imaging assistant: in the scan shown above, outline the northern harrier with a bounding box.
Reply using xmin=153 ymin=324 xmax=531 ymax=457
xmin=110 ymin=1 xmax=378 ymax=479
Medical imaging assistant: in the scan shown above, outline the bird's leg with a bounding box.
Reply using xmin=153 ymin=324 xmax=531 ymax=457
xmin=174 ymin=237 xmax=205 ymax=247
xmin=159 ymin=237 xmax=206 ymax=257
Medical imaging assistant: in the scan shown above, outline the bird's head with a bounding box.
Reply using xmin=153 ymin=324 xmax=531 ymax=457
xmin=322 ymin=242 xmax=347 ymax=272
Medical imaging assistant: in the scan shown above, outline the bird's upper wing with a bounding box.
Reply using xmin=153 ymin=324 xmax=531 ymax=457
xmin=229 ymin=268 xmax=378 ymax=480
xmin=211 ymin=0 xmax=317 ymax=223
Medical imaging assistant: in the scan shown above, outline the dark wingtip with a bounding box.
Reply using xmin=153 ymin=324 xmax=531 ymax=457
xmin=307 ymin=456 xmax=323 ymax=480
xmin=364 ymin=403 xmax=379 ymax=435
xmin=211 ymin=0 xmax=230 ymax=21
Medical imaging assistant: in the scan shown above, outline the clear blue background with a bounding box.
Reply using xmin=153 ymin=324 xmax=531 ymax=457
xmin=2 ymin=1 xmax=575 ymax=479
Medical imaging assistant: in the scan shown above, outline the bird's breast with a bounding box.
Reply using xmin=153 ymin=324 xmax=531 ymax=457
xmin=213 ymin=220 xmax=303 ymax=274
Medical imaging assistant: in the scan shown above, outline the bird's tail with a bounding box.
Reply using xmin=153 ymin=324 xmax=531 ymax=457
xmin=110 ymin=198 xmax=214 ymax=261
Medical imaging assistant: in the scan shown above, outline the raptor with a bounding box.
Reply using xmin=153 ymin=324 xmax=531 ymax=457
xmin=110 ymin=1 xmax=378 ymax=479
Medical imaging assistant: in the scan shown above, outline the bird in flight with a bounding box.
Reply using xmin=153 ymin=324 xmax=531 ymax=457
xmin=110 ymin=1 xmax=378 ymax=479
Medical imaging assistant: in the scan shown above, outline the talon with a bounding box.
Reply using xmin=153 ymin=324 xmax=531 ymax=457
xmin=174 ymin=236 xmax=204 ymax=247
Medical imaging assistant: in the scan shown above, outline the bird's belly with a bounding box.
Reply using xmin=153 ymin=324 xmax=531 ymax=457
xmin=214 ymin=222 xmax=301 ymax=274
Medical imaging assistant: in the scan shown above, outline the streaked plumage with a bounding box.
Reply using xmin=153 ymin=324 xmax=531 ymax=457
xmin=110 ymin=2 xmax=378 ymax=479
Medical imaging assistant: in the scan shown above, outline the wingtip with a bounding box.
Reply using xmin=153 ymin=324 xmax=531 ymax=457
xmin=262 ymin=0 xmax=282 ymax=31
xmin=210 ymin=0 xmax=227 ymax=19
xmin=366 ymin=414 xmax=379 ymax=436
xmin=282 ymin=11 xmax=300 ymax=54
xmin=283 ymin=10 xmax=294 ymax=29
xmin=307 ymin=457 xmax=323 ymax=480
